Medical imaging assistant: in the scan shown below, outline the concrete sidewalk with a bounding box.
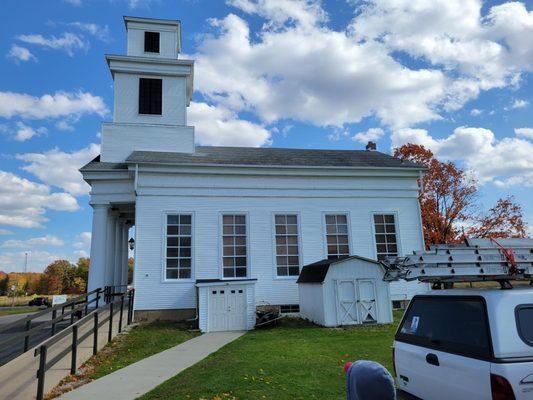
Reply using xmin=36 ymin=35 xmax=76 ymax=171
xmin=59 ymin=330 xmax=244 ymax=400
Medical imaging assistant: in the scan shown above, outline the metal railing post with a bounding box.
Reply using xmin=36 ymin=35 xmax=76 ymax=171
xmin=119 ymin=295 xmax=124 ymax=333
xmin=24 ymin=320 xmax=31 ymax=352
xmin=127 ymin=290 xmax=133 ymax=325
xmin=51 ymin=309 xmax=57 ymax=336
xmin=93 ymin=312 xmax=99 ymax=355
xmin=70 ymin=303 xmax=75 ymax=324
xmin=108 ymin=302 xmax=114 ymax=342
xmin=71 ymin=325 xmax=78 ymax=375
xmin=36 ymin=345 xmax=47 ymax=400
xmin=95 ymin=288 xmax=101 ymax=309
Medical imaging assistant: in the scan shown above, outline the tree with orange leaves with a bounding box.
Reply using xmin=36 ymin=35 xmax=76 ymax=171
xmin=394 ymin=144 xmax=527 ymax=246
xmin=468 ymin=196 xmax=527 ymax=238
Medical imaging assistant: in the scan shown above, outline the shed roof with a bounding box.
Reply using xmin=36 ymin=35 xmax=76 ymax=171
xmin=125 ymin=146 xmax=424 ymax=169
xmin=296 ymin=255 xmax=381 ymax=284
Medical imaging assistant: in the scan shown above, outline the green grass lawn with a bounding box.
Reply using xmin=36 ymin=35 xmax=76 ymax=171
xmin=141 ymin=310 xmax=405 ymax=400
xmin=0 ymin=306 xmax=39 ymax=316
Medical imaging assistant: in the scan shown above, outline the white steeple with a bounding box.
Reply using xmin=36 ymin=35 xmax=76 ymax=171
xmin=100 ymin=16 xmax=195 ymax=163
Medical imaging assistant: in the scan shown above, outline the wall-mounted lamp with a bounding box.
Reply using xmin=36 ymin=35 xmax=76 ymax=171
xmin=129 ymin=238 xmax=135 ymax=250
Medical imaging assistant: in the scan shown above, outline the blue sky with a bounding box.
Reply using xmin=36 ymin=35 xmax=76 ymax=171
xmin=0 ymin=0 xmax=532 ymax=272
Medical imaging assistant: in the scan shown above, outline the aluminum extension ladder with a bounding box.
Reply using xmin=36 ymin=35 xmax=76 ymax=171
xmin=381 ymin=238 xmax=533 ymax=287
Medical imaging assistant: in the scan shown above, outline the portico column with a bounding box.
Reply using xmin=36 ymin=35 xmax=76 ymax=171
xmin=88 ymin=204 xmax=109 ymax=295
xmin=121 ymin=224 xmax=130 ymax=286
xmin=114 ymin=219 xmax=123 ymax=287
xmin=105 ymin=211 xmax=118 ymax=287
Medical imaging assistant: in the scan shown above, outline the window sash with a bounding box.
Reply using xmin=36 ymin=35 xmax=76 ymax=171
xmin=144 ymin=31 xmax=160 ymax=53
xmin=374 ymin=213 xmax=398 ymax=261
xmin=139 ymin=78 xmax=162 ymax=115
xmin=274 ymin=214 xmax=300 ymax=277
xmin=325 ymin=214 xmax=350 ymax=259
xmin=222 ymin=214 xmax=247 ymax=278
xmin=166 ymin=214 xmax=192 ymax=280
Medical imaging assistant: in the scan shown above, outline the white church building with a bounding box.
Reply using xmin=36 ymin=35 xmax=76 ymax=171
xmin=81 ymin=16 xmax=427 ymax=331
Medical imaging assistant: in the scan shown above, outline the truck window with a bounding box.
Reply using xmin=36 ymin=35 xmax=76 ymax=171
xmin=397 ymin=296 xmax=491 ymax=358
xmin=516 ymin=305 xmax=533 ymax=346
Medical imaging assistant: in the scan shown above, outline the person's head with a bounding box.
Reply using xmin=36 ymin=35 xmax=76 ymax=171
xmin=345 ymin=360 xmax=396 ymax=400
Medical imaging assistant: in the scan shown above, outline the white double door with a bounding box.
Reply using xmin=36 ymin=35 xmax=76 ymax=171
xmin=336 ymin=279 xmax=378 ymax=325
xmin=208 ymin=286 xmax=247 ymax=332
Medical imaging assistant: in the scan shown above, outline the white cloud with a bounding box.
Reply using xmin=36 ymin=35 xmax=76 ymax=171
xmin=191 ymin=7 xmax=445 ymax=129
xmin=55 ymin=120 xmax=75 ymax=132
xmin=64 ymin=0 xmax=82 ymax=5
xmin=16 ymin=143 xmax=100 ymax=196
xmin=17 ymin=32 xmax=88 ymax=56
xmin=470 ymin=109 xmax=483 ymax=116
xmin=515 ymin=128 xmax=533 ymax=139
xmin=352 ymin=127 xmax=384 ymax=144
xmin=511 ymin=99 xmax=529 ymax=109
xmin=0 ymin=229 xmax=13 ymax=235
xmin=0 ymin=170 xmax=78 ymax=228
xmin=6 ymin=45 xmax=37 ymax=63
xmin=391 ymin=126 xmax=533 ymax=187
xmin=190 ymin=0 xmax=533 ymax=131
xmin=73 ymin=232 xmax=91 ymax=249
xmin=0 ymin=90 xmax=107 ymax=120
xmin=0 ymin=250 xmax=66 ymax=273
xmin=1 ymin=235 xmax=64 ymax=248
xmin=68 ymin=22 xmax=110 ymax=42
xmin=189 ymin=102 xmax=272 ymax=147
xmin=14 ymin=122 xmax=47 ymax=141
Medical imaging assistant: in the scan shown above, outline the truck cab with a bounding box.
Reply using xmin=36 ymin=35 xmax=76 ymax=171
xmin=394 ymin=287 xmax=533 ymax=400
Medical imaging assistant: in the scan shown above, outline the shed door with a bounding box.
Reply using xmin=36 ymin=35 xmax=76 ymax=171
xmin=208 ymin=287 xmax=247 ymax=332
xmin=357 ymin=279 xmax=377 ymax=323
xmin=335 ymin=280 xmax=358 ymax=325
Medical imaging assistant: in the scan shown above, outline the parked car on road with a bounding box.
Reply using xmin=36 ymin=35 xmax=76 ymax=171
xmin=28 ymin=297 xmax=51 ymax=307
xmin=393 ymin=287 xmax=533 ymax=400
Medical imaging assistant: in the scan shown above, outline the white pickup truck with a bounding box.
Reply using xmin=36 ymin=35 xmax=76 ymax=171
xmin=393 ymin=287 xmax=533 ymax=400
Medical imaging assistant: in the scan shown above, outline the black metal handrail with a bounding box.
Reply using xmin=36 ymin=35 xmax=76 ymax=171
xmin=34 ymin=289 xmax=135 ymax=400
xmin=0 ymin=288 xmax=103 ymax=354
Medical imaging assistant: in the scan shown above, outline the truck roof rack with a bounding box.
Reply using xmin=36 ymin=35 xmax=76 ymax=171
xmin=382 ymin=238 xmax=533 ymax=289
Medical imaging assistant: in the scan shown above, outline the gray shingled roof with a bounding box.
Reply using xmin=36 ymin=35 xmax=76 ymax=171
xmin=123 ymin=146 xmax=423 ymax=169
xmin=80 ymin=156 xmax=128 ymax=172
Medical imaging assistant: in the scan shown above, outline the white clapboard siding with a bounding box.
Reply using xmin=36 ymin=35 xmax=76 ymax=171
xmin=133 ymin=170 xmax=427 ymax=311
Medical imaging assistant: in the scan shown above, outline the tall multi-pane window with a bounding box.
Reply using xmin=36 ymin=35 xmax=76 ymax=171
xmin=374 ymin=214 xmax=398 ymax=261
xmin=325 ymin=214 xmax=350 ymax=259
xmin=222 ymin=215 xmax=247 ymax=278
xmin=274 ymin=214 xmax=300 ymax=277
xmin=166 ymin=214 xmax=192 ymax=279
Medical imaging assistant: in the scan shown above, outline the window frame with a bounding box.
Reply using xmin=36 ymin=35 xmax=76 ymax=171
xmin=219 ymin=212 xmax=250 ymax=280
xmin=138 ymin=77 xmax=163 ymax=116
xmin=161 ymin=211 xmax=194 ymax=283
xmin=371 ymin=211 xmax=401 ymax=261
xmin=144 ymin=31 xmax=160 ymax=53
xmin=515 ymin=304 xmax=533 ymax=347
xmin=395 ymin=295 xmax=494 ymax=361
xmin=322 ymin=212 xmax=351 ymax=260
xmin=272 ymin=212 xmax=302 ymax=279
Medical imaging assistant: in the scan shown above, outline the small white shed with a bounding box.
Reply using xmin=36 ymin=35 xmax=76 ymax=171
xmin=297 ymin=256 xmax=393 ymax=327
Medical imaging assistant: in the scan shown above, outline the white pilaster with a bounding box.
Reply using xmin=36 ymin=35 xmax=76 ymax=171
xmin=88 ymin=204 xmax=109 ymax=294
xmin=121 ymin=224 xmax=130 ymax=286
xmin=105 ymin=211 xmax=118 ymax=287
xmin=114 ymin=219 xmax=123 ymax=286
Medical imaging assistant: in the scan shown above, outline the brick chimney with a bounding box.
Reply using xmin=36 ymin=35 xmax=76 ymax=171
xmin=365 ymin=141 xmax=377 ymax=151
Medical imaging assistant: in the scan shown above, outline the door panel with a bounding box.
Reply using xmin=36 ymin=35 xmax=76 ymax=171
xmin=336 ymin=280 xmax=358 ymax=325
xmin=357 ymin=279 xmax=377 ymax=323
xmin=208 ymin=286 xmax=247 ymax=332
xmin=395 ymin=341 xmax=491 ymax=400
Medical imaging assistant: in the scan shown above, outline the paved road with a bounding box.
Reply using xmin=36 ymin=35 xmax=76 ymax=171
xmin=0 ymin=309 xmax=73 ymax=366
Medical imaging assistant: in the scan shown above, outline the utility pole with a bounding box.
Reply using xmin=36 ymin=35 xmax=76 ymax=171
xmin=24 ymin=252 xmax=28 ymax=273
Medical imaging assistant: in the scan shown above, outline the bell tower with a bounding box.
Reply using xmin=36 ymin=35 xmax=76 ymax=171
xmin=100 ymin=16 xmax=195 ymax=163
